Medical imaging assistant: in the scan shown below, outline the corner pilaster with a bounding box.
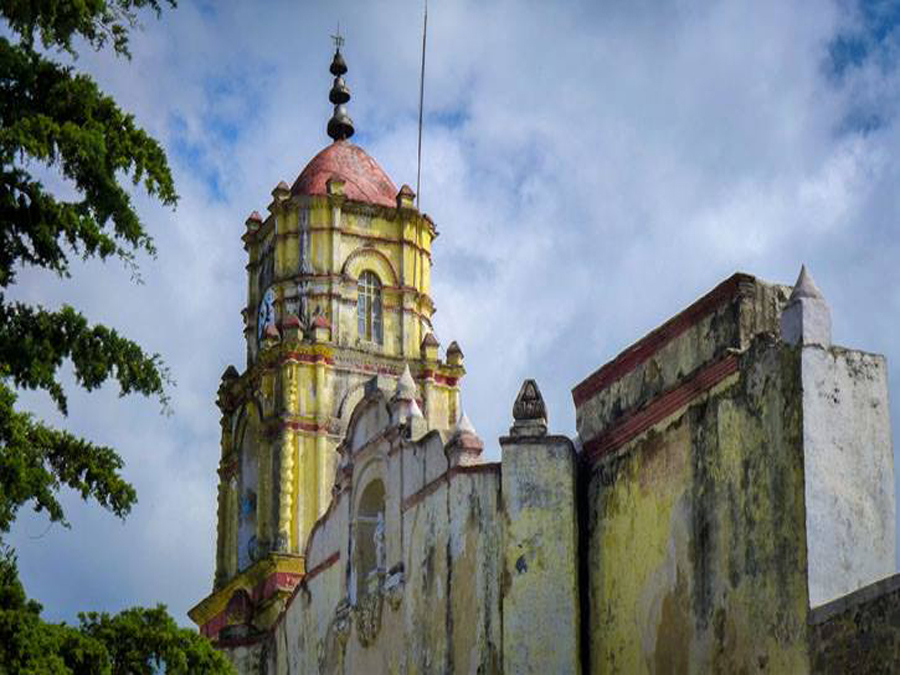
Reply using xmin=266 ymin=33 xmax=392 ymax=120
xmin=500 ymin=379 xmax=581 ymax=675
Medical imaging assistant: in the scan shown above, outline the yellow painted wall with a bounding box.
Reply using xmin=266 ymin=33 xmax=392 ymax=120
xmin=585 ymin=340 xmax=810 ymax=674
xmin=204 ymin=185 xmax=463 ymax=620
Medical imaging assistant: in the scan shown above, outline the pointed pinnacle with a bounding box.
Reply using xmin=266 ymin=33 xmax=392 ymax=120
xmin=396 ymin=364 xmax=418 ymax=400
xmin=789 ymin=264 xmax=825 ymax=302
xmin=455 ymin=410 xmax=476 ymax=436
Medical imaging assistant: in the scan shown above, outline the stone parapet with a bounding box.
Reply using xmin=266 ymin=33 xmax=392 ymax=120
xmin=573 ymin=273 xmax=789 ymax=455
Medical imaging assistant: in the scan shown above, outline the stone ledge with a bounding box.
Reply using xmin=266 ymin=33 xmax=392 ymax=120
xmin=808 ymin=572 xmax=900 ymax=625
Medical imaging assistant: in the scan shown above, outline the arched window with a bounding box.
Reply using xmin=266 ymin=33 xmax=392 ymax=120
xmin=354 ymin=479 xmax=386 ymax=601
xmin=357 ymin=271 xmax=383 ymax=344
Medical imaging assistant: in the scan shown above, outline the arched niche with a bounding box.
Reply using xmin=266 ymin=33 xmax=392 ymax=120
xmin=352 ymin=475 xmax=386 ymax=603
xmin=235 ymin=400 xmax=262 ymax=572
xmin=336 ymin=384 xmax=366 ymax=435
xmin=342 ymin=391 xmax=392 ymax=455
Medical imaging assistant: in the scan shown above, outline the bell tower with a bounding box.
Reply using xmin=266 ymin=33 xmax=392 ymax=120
xmin=190 ymin=40 xmax=466 ymax=640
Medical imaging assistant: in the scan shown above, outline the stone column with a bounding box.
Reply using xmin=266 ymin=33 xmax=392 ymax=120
xmin=500 ymin=379 xmax=581 ymax=674
xmin=214 ymin=470 xmax=228 ymax=588
xmin=276 ymin=364 xmax=298 ymax=552
xmin=277 ymin=429 xmax=295 ymax=552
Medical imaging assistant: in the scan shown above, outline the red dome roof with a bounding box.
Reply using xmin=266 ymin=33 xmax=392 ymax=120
xmin=291 ymin=141 xmax=398 ymax=208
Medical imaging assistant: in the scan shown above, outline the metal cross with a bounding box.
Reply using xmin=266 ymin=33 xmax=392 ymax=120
xmin=331 ymin=23 xmax=344 ymax=50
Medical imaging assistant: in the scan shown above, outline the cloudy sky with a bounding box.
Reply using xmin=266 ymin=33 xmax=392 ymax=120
xmin=7 ymin=0 xmax=900 ymax=626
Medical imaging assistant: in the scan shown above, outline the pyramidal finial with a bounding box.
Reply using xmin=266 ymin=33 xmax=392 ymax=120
xmin=447 ymin=408 xmax=484 ymax=467
xmin=391 ymin=363 xmax=423 ymax=424
xmin=396 ymin=364 xmax=418 ymax=401
xmin=789 ymin=264 xmax=825 ymax=302
xmin=781 ymin=264 xmax=832 ymax=347
xmin=454 ymin=411 xmax=476 ymax=436
xmin=327 ymin=30 xmax=354 ymax=142
xmin=510 ymin=379 xmax=548 ymax=437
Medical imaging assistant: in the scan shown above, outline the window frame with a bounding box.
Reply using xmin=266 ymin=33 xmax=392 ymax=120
xmin=357 ymin=271 xmax=383 ymax=345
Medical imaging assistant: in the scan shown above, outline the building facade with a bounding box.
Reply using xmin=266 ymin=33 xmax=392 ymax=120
xmin=190 ymin=46 xmax=900 ymax=674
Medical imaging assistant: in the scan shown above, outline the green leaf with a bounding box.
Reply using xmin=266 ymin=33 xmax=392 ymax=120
xmin=0 ymin=382 xmax=137 ymax=533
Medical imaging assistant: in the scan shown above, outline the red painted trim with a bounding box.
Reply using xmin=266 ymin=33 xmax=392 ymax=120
xmin=250 ymin=571 xmax=303 ymax=605
xmin=305 ymin=551 xmax=340 ymax=582
xmin=582 ymin=354 xmax=740 ymax=463
xmin=281 ymin=420 xmax=328 ymax=434
xmin=416 ymin=370 xmax=458 ymax=386
xmin=572 ymin=273 xmax=753 ymax=407
xmin=433 ymin=373 xmax=458 ymax=386
xmin=201 ymin=612 xmax=228 ymax=639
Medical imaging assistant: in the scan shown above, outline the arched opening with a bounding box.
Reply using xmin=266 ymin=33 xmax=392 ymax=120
xmin=354 ymin=479 xmax=386 ymax=600
xmin=357 ymin=271 xmax=383 ymax=345
xmin=236 ymin=409 xmax=259 ymax=572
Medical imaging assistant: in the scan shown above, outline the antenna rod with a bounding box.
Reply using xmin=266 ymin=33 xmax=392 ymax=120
xmin=416 ymin=0 xmax=428 ymax=209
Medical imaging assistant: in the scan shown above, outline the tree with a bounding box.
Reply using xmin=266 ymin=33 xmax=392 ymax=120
xmin=0 ymin=547 xmax=230 ymax=674
xmin=0 ymin=2 xmax=233 ymax=672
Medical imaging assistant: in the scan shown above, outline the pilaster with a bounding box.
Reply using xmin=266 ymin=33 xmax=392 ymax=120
xmin=500 ymin=379 xmax=580 ymax=675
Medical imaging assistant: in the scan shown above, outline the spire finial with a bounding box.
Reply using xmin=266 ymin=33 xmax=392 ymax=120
xmin=789 ymin=264 xmax=825 ymax=302
xmin=327 ymin=28 xmax=354 ymax=142
xmin=331 ymin=23 xmax=344 ymax=51
xmin=781 ymin=264 xmax=832 ymax=347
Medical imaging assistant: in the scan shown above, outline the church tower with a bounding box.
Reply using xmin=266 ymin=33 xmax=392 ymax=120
xmin=190 ymin=40 xmax=465 ymax=639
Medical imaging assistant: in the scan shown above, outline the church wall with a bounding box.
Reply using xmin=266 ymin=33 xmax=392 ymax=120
xmin=584 ymin=338 xmax=810 ymax=673
xmin=201 ymin=256 xmax=900 ymax=673
xmin=447 ymin=469 xmax=503 ymax=673
xmin=800 ymin=346 xmax=896 ymax=607
xmin=220 ymin=393 xmax=504 ymax=674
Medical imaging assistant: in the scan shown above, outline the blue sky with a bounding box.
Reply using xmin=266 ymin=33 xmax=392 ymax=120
xmin=7 ymin=0 xmax=900 ymax=627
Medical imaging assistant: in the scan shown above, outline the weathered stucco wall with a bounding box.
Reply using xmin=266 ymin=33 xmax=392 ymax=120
xmin=500 ymin=432 xmax=580 ymax=674
xmin=801 ymin=345 xmax=896 ymax=607
xmin=583 ymin=339 xmax=811 ymax=674
xmin=218 ymin=388 xmax=504 ymax=674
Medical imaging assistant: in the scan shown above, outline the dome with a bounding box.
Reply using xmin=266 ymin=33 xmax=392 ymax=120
xmin=291 ymin=140 xmax=398 ymax=208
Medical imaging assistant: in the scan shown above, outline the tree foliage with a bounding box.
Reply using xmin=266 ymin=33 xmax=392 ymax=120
xmin=0 ymin=0 xmax=176 ymax=535
xmin=0 ymin=1 xmax=233 ymax=672
xmin=0 ymin=548 xmax=233 ymax=674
